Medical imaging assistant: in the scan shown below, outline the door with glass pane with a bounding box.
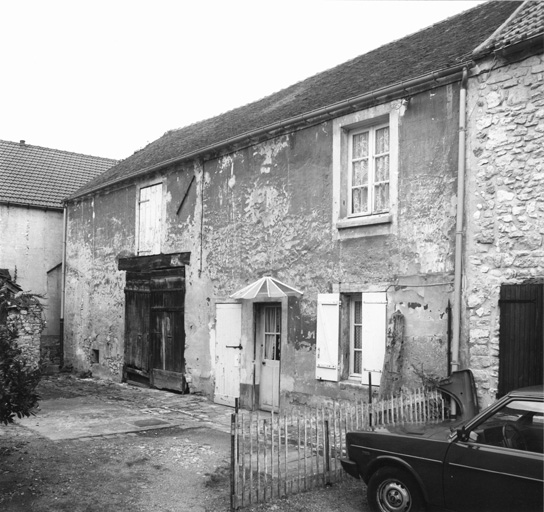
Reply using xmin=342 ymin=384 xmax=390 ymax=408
xmin=259 ymin=305 xmax=281 ymax=411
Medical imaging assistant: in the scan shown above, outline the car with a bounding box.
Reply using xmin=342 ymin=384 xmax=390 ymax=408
xmin=340 ymin=385 xmax=544 ymax=512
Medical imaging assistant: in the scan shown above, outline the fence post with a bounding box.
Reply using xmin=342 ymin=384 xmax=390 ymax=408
xmin=324 ymin=419 xmax=330 ymax=485
xmin=230 ymin=412 xmax=237 ymax=511
xmin=368 ymin=373 xmax=373 ymax=427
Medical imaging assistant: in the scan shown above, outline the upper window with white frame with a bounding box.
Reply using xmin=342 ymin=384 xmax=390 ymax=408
xmin=137 ymin=182 xmax=162 ymax=256
xmin=349 ymin=124 xmax=390 ymax=217
xmin=332 ymin=103 xmax=399 ymax=234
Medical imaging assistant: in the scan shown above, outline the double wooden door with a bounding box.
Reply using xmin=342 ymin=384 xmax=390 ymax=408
xmin=124 ymin=268 xmax=186 ymax=392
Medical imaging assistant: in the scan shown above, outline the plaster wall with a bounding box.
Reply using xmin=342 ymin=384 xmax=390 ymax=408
xmin=0 ymin=204 xmax=63 ymax=338
xmin=465 ymin=50 xmax=544 ymax=406
xmin=201 ymin=85 xmax=459 ymax=405
xmin=64 ymin=187 xmax=136 ymax=378
xmin=65 ymin=83 xmax=461 ymax=405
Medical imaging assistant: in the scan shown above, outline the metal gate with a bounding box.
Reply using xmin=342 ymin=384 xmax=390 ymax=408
xmin=498 ymin=283 xmax=543 ymax=396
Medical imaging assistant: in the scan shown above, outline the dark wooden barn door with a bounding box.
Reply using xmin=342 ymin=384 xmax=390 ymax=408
xmin=150 ymin=269 xmax=187 ymax=392
xmin=124 ymin=272 xmax=151 ymax=385
xmin=498 ymin=284 xmax=543 ymax=396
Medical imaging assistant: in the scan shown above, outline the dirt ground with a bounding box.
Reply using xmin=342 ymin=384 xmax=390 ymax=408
xmin=0 ymin=376 xmax=367 ymax=512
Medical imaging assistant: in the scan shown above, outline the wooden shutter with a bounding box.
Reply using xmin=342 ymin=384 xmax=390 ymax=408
xmin=316 ymin=293 xmax=340 ymax=382
xmin=138 ymin=183 xmax=162 ymax=255
xmin=361 ymin=292 xmax=387 ymax=385
xmin=214 ymin=303 xmax=242 ymax=406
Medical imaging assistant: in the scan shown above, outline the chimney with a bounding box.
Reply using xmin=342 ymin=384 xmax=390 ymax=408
xmin=19 ymin=140 xmax=25 ymax=145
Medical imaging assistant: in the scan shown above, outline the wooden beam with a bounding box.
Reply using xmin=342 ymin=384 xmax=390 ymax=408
xmin=118 ymin=252 xmax=190 ymax=272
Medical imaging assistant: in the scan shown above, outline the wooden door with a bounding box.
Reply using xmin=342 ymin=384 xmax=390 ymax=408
xmin=214 ymin=303 xmax=242 ymax=407
xmin=498 ymin=284 xmax=543 ymax=396
xmin=259 ymin=305 xmax=281 ymax=411
xmin=150 ymin=269 xmax=186 ymax=392
xmin=124 ymin=272 xmax=151 ymax=385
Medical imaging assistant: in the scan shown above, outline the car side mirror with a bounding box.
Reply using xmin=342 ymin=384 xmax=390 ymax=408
xmin=455 ymin=426 xmax=478 ymax=443
xmin=456 ymin=426 xmax=469 ymax=442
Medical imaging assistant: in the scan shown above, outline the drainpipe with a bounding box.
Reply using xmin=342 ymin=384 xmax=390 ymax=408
xmin=59 ymin=206 xmax=67 ymax=368
xmin=451 ymin=68 xmax=468 ymax=376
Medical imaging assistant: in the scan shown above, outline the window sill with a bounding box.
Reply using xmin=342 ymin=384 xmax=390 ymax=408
xmin=337 ymin=213 xmax=392 ymax=230
xmin=339 ymin=379 xmax=365 ymax=389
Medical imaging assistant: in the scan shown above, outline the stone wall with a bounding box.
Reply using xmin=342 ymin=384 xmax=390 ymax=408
xmin=465 ymin=49 xmax=544 ymax=406
xmin=7 ymin=302 xmax=45 ymax=368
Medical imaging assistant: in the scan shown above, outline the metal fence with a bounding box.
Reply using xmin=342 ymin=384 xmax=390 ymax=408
xmin=230 ymin=388 xmax=446 ymax=509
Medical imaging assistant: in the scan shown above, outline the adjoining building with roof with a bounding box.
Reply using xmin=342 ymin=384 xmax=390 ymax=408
xmin=63 ymin=1 xmax=542 ymax=410
xmin=464 ymin=1 xmax=544 ymax=406
xmin=0 ymin=140 xmax=116 ymax=369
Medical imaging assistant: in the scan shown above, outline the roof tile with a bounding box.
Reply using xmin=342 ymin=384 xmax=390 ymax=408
xmin=0 ymin=140 xmax=117 ymax=209
xmin=474 ymin=1 xmax=544 ymax=56
xmin=72 ymin=0 xmax=521 ymax=199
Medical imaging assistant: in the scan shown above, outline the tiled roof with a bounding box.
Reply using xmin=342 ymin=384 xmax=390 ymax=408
xmin=474 ymin=1 xmax=544 ymax=56
xmin=0 ymin=140 xmax=116 ymax=209
xmin=71 ymin=0 xmax=520 ymax=200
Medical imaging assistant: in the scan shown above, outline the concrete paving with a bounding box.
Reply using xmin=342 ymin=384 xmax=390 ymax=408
xmin=11 ymin=374 xmax=236 ymax=441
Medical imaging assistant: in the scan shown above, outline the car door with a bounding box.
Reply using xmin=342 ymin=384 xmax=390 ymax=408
xmin=443 ymin=398 xmax=544 ymax=512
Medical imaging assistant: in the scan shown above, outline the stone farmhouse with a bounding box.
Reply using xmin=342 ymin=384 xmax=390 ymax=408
xmin=464 ymin=1 xmax=543 ymax=405
xmin=0 ymin=140 xmax=116 ymax=368
xmin=63 ymin=1 xmax=542 ymax=411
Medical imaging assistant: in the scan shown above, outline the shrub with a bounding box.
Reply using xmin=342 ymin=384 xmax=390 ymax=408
xmin=0 ymin=290 xmax=42 ymax=425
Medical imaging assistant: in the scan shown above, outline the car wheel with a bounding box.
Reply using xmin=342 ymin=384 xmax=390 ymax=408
xmin=368 ymin=467 xmax=426 ymax=512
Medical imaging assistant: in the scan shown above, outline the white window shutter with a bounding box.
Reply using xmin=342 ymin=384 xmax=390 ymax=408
xmin=361 ymin=292 xmax=387 ymax=385
xmin=316 ymin=293 xmax=340 ymax=382
xmin=138 ymin=184 xmax=162 ymax=255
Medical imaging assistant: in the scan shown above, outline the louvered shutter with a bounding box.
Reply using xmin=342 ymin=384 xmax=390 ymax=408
xmin=316 ymin=293 xmax=340 ymax=381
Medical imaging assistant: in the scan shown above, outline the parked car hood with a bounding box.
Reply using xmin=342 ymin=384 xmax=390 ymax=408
xmin=372 ymin=418 xmax=465 ymax=441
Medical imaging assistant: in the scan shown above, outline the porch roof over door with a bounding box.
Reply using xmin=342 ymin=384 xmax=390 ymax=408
xmin=229 ymin=277 xmax=303 ymax=300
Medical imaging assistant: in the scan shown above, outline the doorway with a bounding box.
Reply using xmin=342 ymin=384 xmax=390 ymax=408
xmin=149 ymin=269 xmax=186 ymax=391
xmin=256 ymin=304 xmax=281 ymax=411
xmin=122 ymin=262 xmax=187 ymax=393
xmin=498 ymin=283 xmax=543 ymax=396
xmin=214 ymin=303 xmax=243 ymax=407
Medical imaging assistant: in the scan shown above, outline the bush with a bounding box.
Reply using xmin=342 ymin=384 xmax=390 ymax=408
xmin=0 ymin=325 xmax=41 ymax=425
xmin=0 ymin=289 xmax=42 ymax=425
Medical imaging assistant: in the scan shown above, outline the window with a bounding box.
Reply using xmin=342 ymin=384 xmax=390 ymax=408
xmin=349 ymin=293 xmax=387 ymax=383
xmin=349 ymin=125 xmax=390 ymax=217
xmin=332 ymin=103 xmax=399 ymax=235
xmin=350 ymin=298 xmax=363 ymax=374
xmin=316 ymin=292 xmax=387 ymax=384
xmin=137 ymin=183 xmax=162 ymax=255
xmin=264 ymin=306 xmax=281 ymax=361
xmin=470 ymin=399 xmax=544 ymax=454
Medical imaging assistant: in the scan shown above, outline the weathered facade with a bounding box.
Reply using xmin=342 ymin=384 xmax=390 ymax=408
xmin=464 ymin=1 xmax=544 ymax=406
xmin=66 ymin=86 xmax=460 ymax=407
xmin=0 ymin=140 xmax=116 ymax=368
xmin=63 ymin=2 xmax=542 ymax=411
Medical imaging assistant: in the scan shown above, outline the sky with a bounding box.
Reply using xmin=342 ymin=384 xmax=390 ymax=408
xmin=1 ymin=0 xmax=484 ymax=161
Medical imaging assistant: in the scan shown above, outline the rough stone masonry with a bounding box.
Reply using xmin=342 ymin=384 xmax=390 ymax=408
xmin=465 ymin=50 xmax=544 ymax=406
